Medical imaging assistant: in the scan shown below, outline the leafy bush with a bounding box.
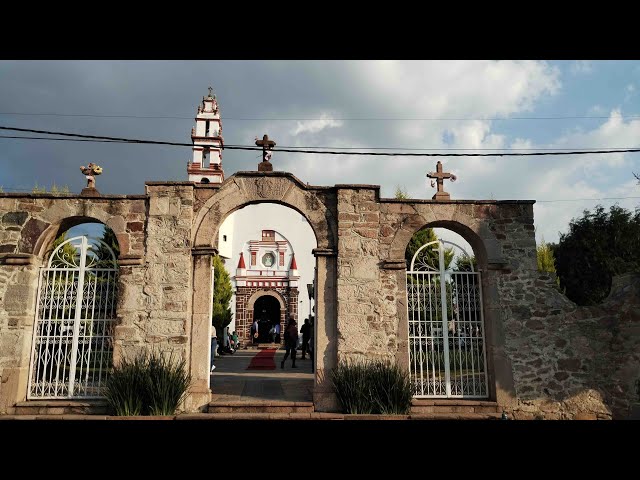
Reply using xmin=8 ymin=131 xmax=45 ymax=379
xmin=331 ymin=358 xmax=412 ymax=415
xmin=105 ymin=351 xmax=192 ymax=416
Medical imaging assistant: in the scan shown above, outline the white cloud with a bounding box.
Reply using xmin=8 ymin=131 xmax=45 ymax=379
xmin=290 ymin=114 xmax=343 ymax=136
xmin=570 ymin=60 xmax=594 ymax=75
xmin=625 ymin=83 xmax=636 ymax=102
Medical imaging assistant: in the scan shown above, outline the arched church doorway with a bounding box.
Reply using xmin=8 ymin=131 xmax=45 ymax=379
xmin=253 ymin=294 xmax=281 ymax=343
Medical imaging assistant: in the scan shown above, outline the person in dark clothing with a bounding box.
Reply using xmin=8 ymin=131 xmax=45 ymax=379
xmin=281 ymin=318 xmax=298 ymax=369
xmin=300 ymin=318 xmax=311 ymax=360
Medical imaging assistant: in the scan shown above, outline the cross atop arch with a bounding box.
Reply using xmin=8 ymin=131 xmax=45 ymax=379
xmin=427 ymin=161 xmax=456 ymax=201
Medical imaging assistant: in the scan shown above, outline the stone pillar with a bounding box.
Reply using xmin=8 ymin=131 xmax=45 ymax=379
xmin=483 ymin=266 xmax=516 ymax=408
xmin=312 ymin=249 xmax=338 ymax=412
xmin=0 ymin=255 xmax=38 ymax=414
xmin=187 ymin=248 xmax=216 ymax=412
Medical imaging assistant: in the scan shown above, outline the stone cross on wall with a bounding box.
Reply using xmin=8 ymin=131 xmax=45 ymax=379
xmin=255 ymin=134 xmax=276 ymax=172
xmin=427 ymin=161 xmax=456 ymax=201
xmin=208 ymin=86 xmax=213 ymax=97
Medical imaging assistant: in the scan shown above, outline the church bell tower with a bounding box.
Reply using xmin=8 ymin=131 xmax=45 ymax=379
xmin=187 ymin=87 xmax=224 ymax=184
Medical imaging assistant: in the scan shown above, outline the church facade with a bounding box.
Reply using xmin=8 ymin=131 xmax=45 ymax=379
xmin=0 ymin=90 xmax=637 ymax=419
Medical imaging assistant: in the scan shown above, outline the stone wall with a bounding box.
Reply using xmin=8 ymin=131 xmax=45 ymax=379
xmin=1 ymin=175 xmax=638 ymax=418
xmin=501 ymin=272 xmax=640 ymax=420
xmin=0 ymin=193 xmax=146 ymax=414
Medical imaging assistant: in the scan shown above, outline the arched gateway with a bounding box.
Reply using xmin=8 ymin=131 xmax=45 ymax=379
xmin=5 ymin=91 xmax=608 ymax=419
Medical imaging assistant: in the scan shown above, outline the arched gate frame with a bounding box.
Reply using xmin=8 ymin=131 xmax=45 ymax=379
xmin=407 ymin=239 xmax=489 ymax=398
xmin=27 ymin=236 xmax=118 ymax=399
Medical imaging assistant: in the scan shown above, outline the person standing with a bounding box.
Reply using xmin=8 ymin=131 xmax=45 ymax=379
xmin=232 ymin=330 xmax=239 ymax=351
xmin=300 ymin=318 xmax=311 ymax=360
xmin=251 ymin=318 xmax=259 ymax=346
xmin=274 ymin=321 xmax=281 ymax=344
xmin=210 ymin=325 xmax=217 ymax=372
xmin=281 ymin=318 xmax=298 ymax=369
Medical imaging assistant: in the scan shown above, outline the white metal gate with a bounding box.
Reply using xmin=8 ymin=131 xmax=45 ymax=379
xmin=407 ymin=239 xmax=488 ymax=398
xmin=28 ymin=235 xmax=118 ymax=399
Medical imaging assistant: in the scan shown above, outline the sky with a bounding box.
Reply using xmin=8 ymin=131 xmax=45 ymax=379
xmin=1 ymin=60 xmax=639 ymax=244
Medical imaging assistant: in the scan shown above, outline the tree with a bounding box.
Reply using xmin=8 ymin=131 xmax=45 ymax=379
xmin=94 ymin=226 xmax=120 ymax=267
xmin=553 ymin=204 xmax=640 ymax=305
xmin=394 ymin=185 xmax=409 ymax=199
xmin=211 ymin=255 xmax=233 ymax=344
xmin=455 ymin=255 xmax=476 ymax=272
xmin=405 ymin=227 xmax=454 ymax=270
xmin=536 ymin=236 xmax=557 ymax=273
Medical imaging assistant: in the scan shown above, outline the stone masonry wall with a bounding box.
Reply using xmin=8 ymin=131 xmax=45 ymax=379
xmin=0 ymin=193 xmax=146 ymax=413
xmin=115 ymin=185 xmax=194 ymax=366
xmin=500 ymin=272 xmax=640 ymax=420
xmin=1 ymin=175 xmax=638 ymax=418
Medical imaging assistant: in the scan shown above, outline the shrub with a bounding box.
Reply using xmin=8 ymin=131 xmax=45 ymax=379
xmin=105 ymin=351 xmax=192 ymax=416
xmin=331 ymin=358 xmax=412 ymax=415
xmin=145 ymin=353 xmax=192 ymax=416
xmin=104 ymin=354 xmax=148 ymax=416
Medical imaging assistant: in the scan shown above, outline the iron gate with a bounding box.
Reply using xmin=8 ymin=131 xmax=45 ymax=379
xmin=28 ymin=235 xmax=118 ymax=399
xmin=407 ymin=239 xmax=488 ymax=398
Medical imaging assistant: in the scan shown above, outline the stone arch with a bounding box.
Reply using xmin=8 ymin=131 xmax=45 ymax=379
xmin=388 ymin=207 xmax=503 ymax=267
xmin=192 ymin=173 xmax=337 ymax=252
xmin=388 ymin=206 xmax=506 ymax=403
xmin=32 ymin=214 xmax=128 ymax=260
xmin=246 ymin=289 xmax=286 ymax=311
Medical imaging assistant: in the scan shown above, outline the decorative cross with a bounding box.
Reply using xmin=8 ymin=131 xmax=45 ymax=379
xmin=427 ymin=161 xmax=456 ymax=201
xmin=255 ymin=134 xmax=276 ymax=163
xmin=208 ymin=86 xmax=213 ymax=97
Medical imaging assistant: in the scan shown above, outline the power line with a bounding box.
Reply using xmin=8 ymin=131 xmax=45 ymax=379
xmin=2 ymin=125 xmax=640 ymax=157
xmin=0 ymin=135 xmax=126 ymax=143
xmin=3 ymin=134 xmax=639 ymax=152
xmin=1 ymin=112 xmax=640 ymax=121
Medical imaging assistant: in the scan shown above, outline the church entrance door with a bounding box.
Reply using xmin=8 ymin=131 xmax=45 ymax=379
xmin=253 ymin=294 xmax=281 ymax=343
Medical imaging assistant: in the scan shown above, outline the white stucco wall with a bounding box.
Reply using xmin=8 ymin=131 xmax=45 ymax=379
xmin=218 ymin=203 xmax=317 ymax=334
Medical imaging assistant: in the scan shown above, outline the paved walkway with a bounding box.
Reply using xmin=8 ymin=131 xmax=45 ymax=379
xmin=209 ymin=348 xmax=314 ymax=403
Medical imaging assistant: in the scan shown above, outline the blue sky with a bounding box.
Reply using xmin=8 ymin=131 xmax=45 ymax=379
xmin=1 ymin=60 xmax=639 ymax=244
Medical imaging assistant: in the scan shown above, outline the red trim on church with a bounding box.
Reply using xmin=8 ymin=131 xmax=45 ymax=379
xmin=290 ymin=254 xmax=297 ymax=270
xmin=237 ymin=252 xmax=246 ymax=268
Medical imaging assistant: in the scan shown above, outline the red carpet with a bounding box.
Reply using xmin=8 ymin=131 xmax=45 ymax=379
xmin=247 ymin=349 xmax=277 ymax=370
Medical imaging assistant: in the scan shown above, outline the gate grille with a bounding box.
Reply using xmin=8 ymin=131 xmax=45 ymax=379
xmin=28 ymin=235 xmax=118 ymax=399
xmin=407 ymin=240 xmax=488 ymax=398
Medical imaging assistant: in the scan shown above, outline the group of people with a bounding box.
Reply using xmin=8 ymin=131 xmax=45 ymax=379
xmin=211 ymin=317 xmax=314 ymax=372
xmin=210 ymin=326 xmax=239 ymax=372
xmin=280 ymin=316 xmax=312 ymax=369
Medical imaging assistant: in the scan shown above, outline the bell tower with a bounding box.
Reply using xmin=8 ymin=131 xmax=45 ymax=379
xmin=187 ymin=87 xmax=224 ymax=184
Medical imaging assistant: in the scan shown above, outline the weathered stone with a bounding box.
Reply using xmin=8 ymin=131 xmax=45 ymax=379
xmin=557 ymin=358 xmax=581 ymax=371
xmin=2 ymin=212 xmax=28 ymax=226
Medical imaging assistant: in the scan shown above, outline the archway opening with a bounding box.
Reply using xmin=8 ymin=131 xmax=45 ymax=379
xmin=405 ymin=224 xmax=488 ymax=399
xmin=253 ymin=295 xmax=281 ymax=343
xmin=28 ymin=220 xmax=119 ymax=399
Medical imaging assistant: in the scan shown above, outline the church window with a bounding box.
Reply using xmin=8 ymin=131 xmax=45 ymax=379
xmin=203 ymin=148 xmax=210 ymax=168
xmin=205 ymin=120 xmax=210 ymax=136
xmin=279 ymin=251 xmax=284 ymax=266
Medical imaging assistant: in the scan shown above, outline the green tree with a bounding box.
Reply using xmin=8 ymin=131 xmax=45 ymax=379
xmin=394 ymin=185 xmax=409 ymax=199
xmin=94 ymin=225 xmax=120 ymax=267
xmin=405 ymin=227 xmax=454 ymax=270
xmin=49 ymin=231 xmax=79 ymax=267
xmin=536 ymin=236 xmax=557 ymax=273
xmin=553 ymin=204 xmax=640 ymax=305
xmin=211 ymin=255 xmax=233 ymax=344
xmin=455 ymin=255 xmax=476 ymax=272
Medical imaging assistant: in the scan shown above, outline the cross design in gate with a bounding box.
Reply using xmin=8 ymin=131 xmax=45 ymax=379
xmin=427 ymin=161 xmax=457 ymax=201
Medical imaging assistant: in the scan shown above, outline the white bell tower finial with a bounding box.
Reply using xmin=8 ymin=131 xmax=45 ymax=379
xmin=187 ymin=87 xmax=224 ymax=184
